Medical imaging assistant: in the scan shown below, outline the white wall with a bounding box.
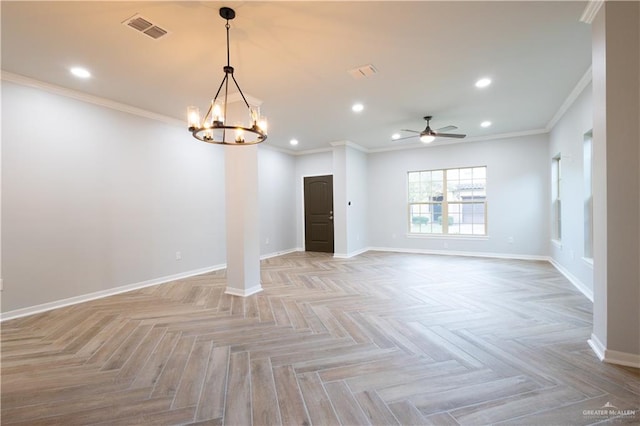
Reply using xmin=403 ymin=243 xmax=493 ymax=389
xmin=367 ymin=134 xmax=550 ymax=257
xmin=549 ymin=82 xmax=594 ymax=295
xmin=294 ymin=151 xmax=333 ymax=249
xmin=345 ymin=146 xmax=368 ymax=255
xmin=1 ymin=80 xmax=297 ymax=313
xmin=258 ymin=146 xmax=297 ymax=255
xmin=332 ymin=145 xmax=347 ymax=255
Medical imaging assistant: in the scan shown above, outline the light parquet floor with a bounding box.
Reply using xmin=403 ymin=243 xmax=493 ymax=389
xmin=1 ymin=251 xmax=639 ymax=425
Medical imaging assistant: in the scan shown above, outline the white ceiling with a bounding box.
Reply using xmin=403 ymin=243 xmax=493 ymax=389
xmin=1 ymin=1 xmax=592 ymax=152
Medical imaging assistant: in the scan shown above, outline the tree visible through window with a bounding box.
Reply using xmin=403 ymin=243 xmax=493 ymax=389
xmin=408 ymin=166 xmax=487 ymax=235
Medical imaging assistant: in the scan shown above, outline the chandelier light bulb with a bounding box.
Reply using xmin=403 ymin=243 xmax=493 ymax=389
xmin=187 ymin=106 xmax=201 ymax=129
xmin=235 ymin=128 xmax=245 ymax=143
xmin=258 ymin=118 xmax=268 ymax=132
xmin=250 ymin=107 xmax=260 ymax=126
xmin=212 ymin=101 xmax=224 ymax=124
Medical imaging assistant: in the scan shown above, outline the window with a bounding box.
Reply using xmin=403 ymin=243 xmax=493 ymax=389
xmin=552 ymin=154 xmax=562 ymax=242
xmin=408 ymin=166 xmax=487 ymax=235
xmin=584 ymin=131 xmax=593 ymax=259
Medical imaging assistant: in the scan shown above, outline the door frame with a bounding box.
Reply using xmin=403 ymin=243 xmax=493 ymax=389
xmin=300 ymin=173 xmax=334 ymax=252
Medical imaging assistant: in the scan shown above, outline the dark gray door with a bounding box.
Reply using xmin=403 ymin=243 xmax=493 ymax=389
xmin=304 ymin=175 xmax=334 ymax=253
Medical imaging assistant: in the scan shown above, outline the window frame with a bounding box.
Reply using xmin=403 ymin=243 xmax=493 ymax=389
xmin=583 ymin=131 xmax=593 ymax=261
xmin=407 ymin=166 xmax=487 ymax=237
xmin=552 ymin=154 xmax=562 ymax=243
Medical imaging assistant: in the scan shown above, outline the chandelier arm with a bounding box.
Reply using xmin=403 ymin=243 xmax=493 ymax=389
xmin=230 ymin=74 xmax=252 ymax=109
xmin=223 ymin=68 xmax=230 ymax=118
xmin=202 ymin=100 xmax=214 ymax=125
xmin=212 ymin=73 xmax=229 ymax=103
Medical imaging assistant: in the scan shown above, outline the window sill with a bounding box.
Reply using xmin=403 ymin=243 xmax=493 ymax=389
xmin=407 ymin=233 xmax=489 ymax=241
xmin=551 ymin=239 xmax=562 ymax=249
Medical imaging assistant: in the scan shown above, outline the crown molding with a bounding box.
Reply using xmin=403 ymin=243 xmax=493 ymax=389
xmin=367 ymin=128 xmax=548 ymax=154
xmin=1 ymin=70 xmax=184 ymax=127
xmin=258 ymin=143 xmax=296 ymax=155
xmin=329 ymin=140 xmax=369 ymax=153
xmin=580 ymin=0 xmax=604 ymax=24
xmin=546 ymin=66 xmax=592 ymax=131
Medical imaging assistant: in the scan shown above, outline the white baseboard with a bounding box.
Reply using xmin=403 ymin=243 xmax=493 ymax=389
xmin=224 ymin=285 xmax=263 ymax=297
xmin=548 ymin=259 xmax=594 ymax=302
xmin=366 ymin=246 xmax=549 ymax=261
xmin=603 ymin=349 xmax=640 ymax=368
xmin=260 ymin=247 xmax=301 ymax=260
xmin=0 ymin=263 xmax=226 ymax=322
xmin=1 ymin=247 xmax=303 ymax=322
xmin=589 ymin=333 xmax=640 ymax=368
xmin=589 ymin=333 xmax=606 ymax=361
xmin=333 ymin=247 xmax=368 ymax=259
xmin=369 ymin=246 xmax=594 ymax=303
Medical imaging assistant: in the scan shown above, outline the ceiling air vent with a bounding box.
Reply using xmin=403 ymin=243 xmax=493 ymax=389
xmin=122 ymin=14 xmax=170 ymax=40
xmin=348 ymin=64 xmax=378 ymax=80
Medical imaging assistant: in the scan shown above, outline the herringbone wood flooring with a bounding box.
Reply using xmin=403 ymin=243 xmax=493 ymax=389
xmin=1 ymin=251 xmax=639 ymax=425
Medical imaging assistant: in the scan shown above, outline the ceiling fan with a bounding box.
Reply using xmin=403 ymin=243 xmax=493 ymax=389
xmin=395 ymin=116 xmax=466 ymax=143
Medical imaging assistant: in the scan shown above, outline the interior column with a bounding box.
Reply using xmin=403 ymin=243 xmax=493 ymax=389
xmin=224 ymin=145 xmax=262 ymax=297
xmin=590 ymin=1 xmax=640 ymax=367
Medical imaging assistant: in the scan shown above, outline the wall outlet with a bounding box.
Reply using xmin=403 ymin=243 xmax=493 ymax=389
xmin=265 ymin=237 xmax=270 ymax=245
xmin=507 ymin=236 xmax=514 ymax=244
xmin=392 ymin=233 xmax=397 ymax=239
xmin=175 ymin=251 xmax=182 ymax=261
xmin=444 ymin=242 xmax=449 ymax=249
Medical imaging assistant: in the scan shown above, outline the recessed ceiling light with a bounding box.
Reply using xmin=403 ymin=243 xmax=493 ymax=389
xmin=290 ymin=139 xmax=299 ymax=146
xmin=70 ymin=67 xmax=91 ymax=79
xmin=475 ymin=78 xmax=491 ymax=88
xmin=352 ymin=103 xmax=364 ymax=113
xmin=391 ymin=133 xmax=401 ymax=140
xmin=481 ymin=121 xmax=492 ymax=128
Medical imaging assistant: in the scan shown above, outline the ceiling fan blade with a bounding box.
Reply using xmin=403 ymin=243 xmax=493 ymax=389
xmin=435 ymin=125 xmax=457 ymax=132
xmin=401 ymin=129 xmax=421 ymax=134
xmin=392 ymin=135 xmax=418 ymax=141
xmin=435 ymin=133 xmax=466 ymax=139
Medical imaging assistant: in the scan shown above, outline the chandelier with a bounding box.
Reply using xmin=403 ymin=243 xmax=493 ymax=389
xmin=187 ymin=7 xmax=267 ymax=145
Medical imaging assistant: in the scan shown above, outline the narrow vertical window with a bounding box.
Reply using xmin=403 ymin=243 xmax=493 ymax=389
xmin=584 ymin=131 xmax=593 ymax=260
xmin=552 ymin=154 xmax=562 ymax=242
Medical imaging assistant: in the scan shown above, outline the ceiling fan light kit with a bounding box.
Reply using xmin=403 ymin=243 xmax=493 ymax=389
xmin=420 ymin=134 xmax=436 ymax=144
xmin=187 ymin=7 xmax=267 ymax=145
xmin=395 ymin=115 xmax=466 ymax=143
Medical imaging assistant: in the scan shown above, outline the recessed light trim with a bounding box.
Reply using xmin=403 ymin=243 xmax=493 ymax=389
xmin=70 ymin=67 xmax=91 ymax=79
xmin=290 ymin=139 xmax=299 ymax=146
xmin=352 ymin=103 xmax=364 ymax=113
xmin=475 ymin=78 xmax=491 ymax=88
xmin=481 ymin=121 xmax=492 ymax=128
xmin=391 ymin=133 xmax=401 ymax=140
